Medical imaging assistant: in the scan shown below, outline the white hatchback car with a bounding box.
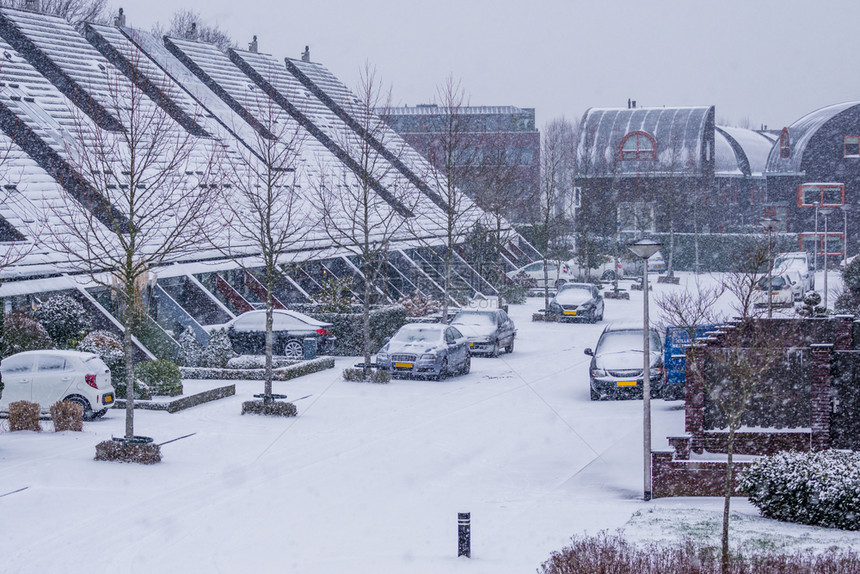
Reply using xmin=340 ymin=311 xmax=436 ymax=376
xmin=0 ymin=350 xmax=115 ymax=420
xmin=506 ymin=260 xmax=575 ymax=289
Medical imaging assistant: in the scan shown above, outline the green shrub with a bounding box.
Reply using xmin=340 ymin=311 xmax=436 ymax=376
xmin=241 ymin=400 xmax=297 ymax=416
xmin=498 ymin=283 xmax=526 ymax=305
xmin=739 ymin=450 xmax=860 ymax=530
xmin=8 ymin=400 xmax=41 ymax=432
xmin=50 ymin=400 xmax=83 ymax=432
xmin=136 ymin=359 xmax=183 ymax=397
xmin=34 ymin=294 xmax=90 ymax=349
xmin=343 ymin=367 xmax=391 ymax=383
xmin=2 ymin=311 xmax=51 ymax=357
xmin=77 ymin=330 xmax=125 ymax=387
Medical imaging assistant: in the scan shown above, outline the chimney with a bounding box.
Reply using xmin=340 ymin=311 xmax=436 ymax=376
xmin=301 ymin=45 xmax=310 ymax=62
xmin=114 ymin=7 xmax=126 ymax=27
xmin=24 ymin=0 xmax=39 ymax=12
xmin=186 ymin=22 xmax=196 ymax=39
xmin=248 ymin=35 xmax=258 ymax=53
xmin=627 ymin=98 xmax=631 ymax=109
xmin=632 ymin=100 xmax=637 ymax=108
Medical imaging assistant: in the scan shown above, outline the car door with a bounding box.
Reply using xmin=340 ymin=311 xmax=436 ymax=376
xmin=32 ymin=354 xmax=74 ymax=408
xmin=496 ymin=310 xmax=514 ymax=345
xmin=0 ymin=354 xmax=36 ymax=408
xmin=446 ymin=327 xmax=466 ymax=366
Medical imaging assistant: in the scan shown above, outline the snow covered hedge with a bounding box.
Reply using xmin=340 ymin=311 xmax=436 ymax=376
xmin=180 ymin=356 xmax=334 ymax=380
xmin=739 ymin=450 xmax=860 ymax=530
xmin=298 ymin=304 xmax=407 ymax=356
xmin=34 ymin=294 xmax=90 ymax=349
xmin=136 ymin=360 xmax=183 ymax=397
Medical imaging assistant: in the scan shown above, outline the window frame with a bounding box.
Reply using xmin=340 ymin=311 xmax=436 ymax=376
xmin=779 ymin=128 xmax=790 ymax=159
xmin=844 ymin=135 xmax=860 ymax=158
xmin=797 ymin=183 xmax=845 ymax=207
xmin=619 ymin=131 xmax=657 ymax=161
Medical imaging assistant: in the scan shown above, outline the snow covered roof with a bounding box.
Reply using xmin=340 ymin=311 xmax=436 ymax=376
xmin=383 ymin=105 xmax=533 ymax=117
xmin=765 ymin=101 xmax=860 ymax=174
xmin=577 ymin=106 xmax=714 ymax=177
xmin=715 ymin=126 xmax=774 ymax=177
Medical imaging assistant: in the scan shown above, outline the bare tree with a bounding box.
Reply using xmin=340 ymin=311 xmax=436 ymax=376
xmin=210 ymin=84 xmax=309 ymax=402
xmin=416 ymin=76 xmax=481 ymax=318
xmin=314 ymin=64 xmax=420 ymax=375
xmin=0 ymin=0 xmax=110 ymax=26
xmin=151 ymin=9 xmax=235 ymax=51
xmin=47 ymin=50 xmax=221 ymax=438
xmin=533 ymin=117 xmax=575 ymax=310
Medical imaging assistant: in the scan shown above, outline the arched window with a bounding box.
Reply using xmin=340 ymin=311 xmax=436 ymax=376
xmin=779 ymin=127 xmax=790 ymax=159
xmin=619 ymin=131 xmax=656 ymax=161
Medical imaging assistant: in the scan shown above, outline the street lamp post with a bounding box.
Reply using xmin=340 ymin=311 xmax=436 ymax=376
xmin=842 ymin=204 xmax=852 ymax=267
xmin=627 ymin=238 xmax=663 ymax=502
xmin=814 ymin=201 xmax=820 ymax=274
xmin=820 ymin=207 xmax=834 ymax=310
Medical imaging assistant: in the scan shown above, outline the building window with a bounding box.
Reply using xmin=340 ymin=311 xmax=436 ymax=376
xmin=797 ymin=183 xmax=844 ymax=207
xmin=779 ymin=128 xmax=790 ymax=159
xmin=845 ymin=136 xmax=860 ymax=157
xmin=619 ymin=131 xmax=656 ymax=161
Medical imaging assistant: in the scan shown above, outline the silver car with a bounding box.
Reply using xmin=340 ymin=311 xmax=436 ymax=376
xmin=450 ymin=309 xmax=516 ymax=356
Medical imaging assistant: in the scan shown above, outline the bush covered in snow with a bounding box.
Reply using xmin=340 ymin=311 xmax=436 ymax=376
xmin=397 ymin=291 xmax=440 ymax=317
xmin=202 ymin=328 xmax=236 ymax=368
xmin=2 ymin=311 xmax=52 ymax=357
xmin=33 ymin=294 xmax=90 ymax=348
xmin=50 ymin=400 xmax=83 ymax=432
xmin=178 ymin=326 xmax=203 ymax=367
xmin=498 ymin=283 xmax=526 ymax=305
xmin=77 ymin=330 xmax=125 ymax=385
xmin=316 ymin=275 xmax=355 ymax=313
xmin=226 ymin=355 xmax=297 ymax=369
xmin=306 ymin=305 xmax=407 ymax=356
xmin=836 ymin=256 xmax=860 ymax=315
xmin=8 ymin=400 xmax=41 ymax=432
xmin=342 ymin=367 xmax=391 ymax=383
xmin=241 ymin=400 xmax=297 ymax=417
xmin=135 ymin=360 xmax=183 ymax=397
xmin=739 ymin=449 xmax=860 ymax=530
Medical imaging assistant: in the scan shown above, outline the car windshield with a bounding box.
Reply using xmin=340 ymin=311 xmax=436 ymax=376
xmin=392 ymin=326 xmax=443 ymax=343
xmin=452 ymin=311 xmax=495 ymax=326
xmin=757 ymin=276 xmax=787 ymax=289
xmin=596 ymin=330 xmax=661 ymax=354
xmin=560 ymin=284 xmax=591 ymax=294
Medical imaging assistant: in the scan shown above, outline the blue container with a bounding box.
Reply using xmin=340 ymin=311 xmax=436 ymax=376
xmin=303 ymin=337 xmax=317 ymax=360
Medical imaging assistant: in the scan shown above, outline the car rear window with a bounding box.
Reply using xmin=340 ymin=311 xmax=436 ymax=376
xmin=597 ymin=330 xmax=661 ymax=354
xmin=452 ymin=311 xmax=495 ymax=326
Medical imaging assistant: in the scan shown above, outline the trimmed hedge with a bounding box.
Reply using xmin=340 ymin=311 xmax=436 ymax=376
xmin=135 ymin=360 xmax=183 ymax=397
xmin=241 ymin=400 xmax=297 ymax=417
xmin=180 ymin=356 xmax=335 ymax=381
xmin=342 ymin=367 xmax=391 ymax=383
xmin=292 ymin=304 xmax=407 ymax=356
xmin=95 ymin=440 xmax=162 ymax=464
xmin=50 ymin=401 xmax=83 ymax=432
xmin=8 ymin=400 xmax=41 ymax=432
xmin=739 ymin=450 xmax=860 ymax=530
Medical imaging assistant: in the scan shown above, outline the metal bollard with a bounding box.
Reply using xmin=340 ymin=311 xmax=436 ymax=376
xmin=458 ymin=512 xmax=471 ymax=558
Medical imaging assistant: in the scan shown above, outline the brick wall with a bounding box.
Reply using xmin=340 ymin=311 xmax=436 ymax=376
xmin=652 ymin=451 xmax=751 ymax=498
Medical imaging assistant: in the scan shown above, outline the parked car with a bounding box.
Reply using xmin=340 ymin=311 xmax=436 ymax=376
xmin=506 ymin=260 xmax=574 ymax=289
xmin=375 ymin=323 xmax=470 ymax=379
xmin=584 ymin=324 xmax=664 ymax=400
xmin=774 ymin=251 xmax=814 ymax=291
xmin=0 ymin=350 xmax=115 ymax=420
xmin=224 ymin=309 xmax=336 ymax=359
xmin=620 ymin=251 xmax=666 ymax=276
xmin=547 ymin=283 xmax=604 ymax=323
xmin=663 ymin=324 xmax=718 ymax=401
xmin=753 ymin=273 xmax=798 ymax=308
xmin=450 ymin=308 xmax=516 ymax=356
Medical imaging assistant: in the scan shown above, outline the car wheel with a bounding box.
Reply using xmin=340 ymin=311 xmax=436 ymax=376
xmin=64 ymin=395 xmax=94 ymax=421
xmin=437 ymin=358 xmax=449 ymax=381
xmin=590 ymin=387 xmax=599 ymax=401
xmin=93 ymin=408 xmax=108 ymax=419
xmin=491 ymin=341 xmax=500 ymax=358
xmin=505 ymin=338 xmax=514 ymax=353
xmin=461 ymin=354 xmax=471 ymax=375
xmin=283 ymin=340 xmax=303 ymax=360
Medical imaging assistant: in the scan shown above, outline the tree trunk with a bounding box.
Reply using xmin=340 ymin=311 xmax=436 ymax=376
xmin=123 ymin=286 xmax=135 ymax=439
xmin=363 ymin=259 xmax=372 ymax=375
xmin=264 ymin=271 xmax=274 ymax=403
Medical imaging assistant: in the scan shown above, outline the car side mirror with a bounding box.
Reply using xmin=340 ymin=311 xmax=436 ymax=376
xmin=384 ymin=336 xmax=391 ymax=344
xmin=584 ymin=348 xmax=593 ymax=356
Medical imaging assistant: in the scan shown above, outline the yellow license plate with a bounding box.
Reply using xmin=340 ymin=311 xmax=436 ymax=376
xmin=563 ymin=310 xmax=577 ymax=315
xmin=616 ymin=380 xmax=637 ymax=387
xmin=394 ymin=362 xmax=413 ymax=368
xmin=469 ymin=342 xmax=474 ymax=347
xmin=104 ymin=395 xmax=113 ymax=403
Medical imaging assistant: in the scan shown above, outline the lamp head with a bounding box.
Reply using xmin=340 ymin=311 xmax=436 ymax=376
xmin=627 ymin=238 xmax=663 ymax=260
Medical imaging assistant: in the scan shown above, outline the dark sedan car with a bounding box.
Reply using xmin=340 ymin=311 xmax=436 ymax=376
xmin=375 ymin=323 xmax=470 ymax=379
xmin=450 ymin=309 xmax=516 ymax=356
xmin=548 ymin=283 xmax=604 ymax=323
xmin=584 ymin=324 xmax=663 ymax=400
xmin=224 ymin=309 xmax=336 ymax=359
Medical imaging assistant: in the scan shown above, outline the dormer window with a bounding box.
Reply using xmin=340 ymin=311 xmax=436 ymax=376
xmin=779 ymin=127 xmax=790 ymax=159
xmin=844 ymin=136 xmax=860 ymax=157
xmin=619 ymin=131 xmax=656 ymax=161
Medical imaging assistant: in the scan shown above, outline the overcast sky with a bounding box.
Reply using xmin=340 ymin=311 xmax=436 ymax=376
xmin=121 ymin=0 xmax=860 ymax=131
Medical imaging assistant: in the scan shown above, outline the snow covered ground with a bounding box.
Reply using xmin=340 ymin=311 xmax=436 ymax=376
xmin=0 ymin=271 xmax=856 ymax=573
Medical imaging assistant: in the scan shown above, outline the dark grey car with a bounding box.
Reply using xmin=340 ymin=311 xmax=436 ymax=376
xmin=450 ymin=309 xmax=516 ymax=356
xmin=584 ymin=324 xmax=664 ymax=400
xmin=548 ymin=283 xmax=604 ymax=323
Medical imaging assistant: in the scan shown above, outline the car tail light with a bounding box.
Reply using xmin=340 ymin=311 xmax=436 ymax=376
xmin=85 ymin=374 xmax=98 ymax=389
xmin=316 ymin=328 xmax=330 ymax=335
xmin=783 ymin=284 xmax=791 ymax=290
